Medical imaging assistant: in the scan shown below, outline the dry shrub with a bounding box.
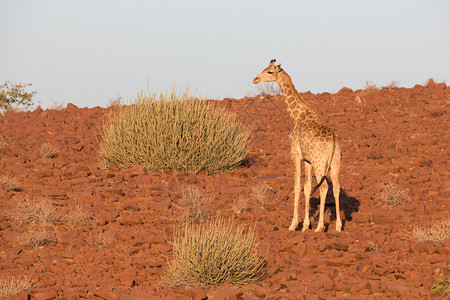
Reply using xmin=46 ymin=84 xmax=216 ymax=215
xmin=39 ymin=142 xmax=57 ymax=158
xmin=11 ymin=196 xmax=58 ymax=226
xmin=99 ymin=87 xmax=251 ymax=173
xmin=376 ymin=179 xmax=409 ymax=208
xmin=176 ymin=186 xmax=212 ymax=224
xmin=0 ymin=275 xmax=32 ymax=297
xmin=0 ymin=175 xmax=20 ymax=191
xmin=49 ymin=101 xmax=66 ymax=110
xmin=362 ymin=80 xmax=379 ymax=94
xmin=85 ymin=230 xmax=111 ymax=249
xmin=24 ymin=226 xmax=57 ymax=248
xmin=62 ymin=204 xmax=91 ymax=228
xmin=250 ymin=181 xmax=275 ymax=209
xmin=356 ymin=80 xmax=380 ymax=102
xmin=163 ymin=218 xmax=265 ymax=288
xmin=108 ymin=95 xmax=123 ymax=108
xmin=385 ymin=80 xmax=400 ymax=89
xmin=412 ymin=220 xmax=450 ymax=245
xmin=232 ymin=196 xmax=249 ymax=214
xmin=255 ymin=83 xmax=282 ymax=96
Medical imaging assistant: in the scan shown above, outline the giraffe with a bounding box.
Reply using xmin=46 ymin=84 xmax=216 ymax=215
xmin=253 ymin=59 xmax=342 ymax=232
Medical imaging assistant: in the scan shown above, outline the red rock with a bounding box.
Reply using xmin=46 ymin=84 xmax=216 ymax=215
xmin=318 ymin=241 xmax=328 ymax=252
xmin=338 ymin=87 xmax=353 ymax=94
xmin=184 ymin=286 xmax=207 ymax=300
xmin=31 ymin=291 xmax=58 ymax=300
xmin=117 ymin=215 xmax=143 ymax=225
xmin=214 ymin=287 xmax=243 ymax=300
xmin=292 ymin=243 xmax=307 ymax=257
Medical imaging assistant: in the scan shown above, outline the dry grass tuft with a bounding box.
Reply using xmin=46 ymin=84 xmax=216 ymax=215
xmin=176 ymin=186 xmax=213 ymax=224
xmin=39 ymin=142 xmax=57 ymax=159
xmin=385 ymin=80 xmax=400 ymax=89
xmin=356 ymin=80 xmax=380 ymax=102
xmin=99 ymin=87 xmax=251 ymax=173
xmin=62 ymin=204 xmax=91 ymax=228
xmin=232 ymin=197 xmax=249 ymax=214
xmin=163 ymin=218 xmax=265 ymax=288
xmin=24 ymin=226 xmax=57 ymax=248
xmin=50 ymin=101 xmax=66 ymax=111
xmin=10 ymin=196 xmax=58 ymax=226
xmin=376 ymin=179 xmax=409 ymax=208
xmin=0 ymin=138 xmax=6 ymax=150
xmin=411 ymin=220 xmax=450 ymax=245
xmin=255 ymin=83 xmax=282 ymax=97
xmin=250 ymin=181 xmax=275 ymax=209
xmin=108 ymin=95 xmax=123 ymax=108
xmin=0 ymin=175 xmax=20 ymax=191
xmin=85 ymin=230 xmax=111 ymax=249
xmin=0 ymin=275 xmax=32 ymax=297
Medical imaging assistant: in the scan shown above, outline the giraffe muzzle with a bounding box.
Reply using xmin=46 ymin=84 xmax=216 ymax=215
xmin=253 ymin=77 xmax=260 ymax=84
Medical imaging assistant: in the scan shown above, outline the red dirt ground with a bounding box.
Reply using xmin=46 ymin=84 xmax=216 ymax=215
xmin=0 ymin=80 xmax=449 ymax=299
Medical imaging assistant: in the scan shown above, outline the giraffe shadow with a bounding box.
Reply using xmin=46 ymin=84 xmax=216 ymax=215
xmin=306 ymin=179 xmax=360 ymax=232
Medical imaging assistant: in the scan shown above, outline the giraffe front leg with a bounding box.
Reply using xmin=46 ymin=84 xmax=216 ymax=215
xmin=302 ymin=162 xmax=312 ymax=231
xmin=289 ymin=153 xmax=302 ymax=231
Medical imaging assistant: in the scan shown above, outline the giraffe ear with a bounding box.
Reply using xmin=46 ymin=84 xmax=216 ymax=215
xmin=276 ymin=64 xmax=282 ymax=72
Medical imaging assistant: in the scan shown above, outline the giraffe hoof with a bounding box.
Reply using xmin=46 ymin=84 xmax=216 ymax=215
xmin=314 ymin=226 xmax=325 ymax=232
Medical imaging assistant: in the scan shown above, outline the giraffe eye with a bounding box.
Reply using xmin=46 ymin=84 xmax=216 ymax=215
xmin=268 ymin=71 xmax=274 ymax=74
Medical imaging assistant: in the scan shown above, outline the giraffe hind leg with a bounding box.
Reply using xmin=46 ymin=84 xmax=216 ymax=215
xmin=330 ymin=147 xmax=342 ymax=231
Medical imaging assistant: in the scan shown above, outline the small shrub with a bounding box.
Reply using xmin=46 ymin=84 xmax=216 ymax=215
xmin=255 ymin=83 xmax=282 ymax=96
xmin=376 ymin=179 xmax=409 ymax=208
xmin=0 ymin=275 xmax=32 ymax=297
xmin=99 ymin=87 xmax=251 ymax=173
xmin=0 ymin=175 xmax=20 ymax=191
xmin=432 ymin=268 xmax=450 ymax=299
xmin=176 ymin=186 xmax=212 ymax=224
xmin=163 ymin=218 xmax=265 ymax=288
xmin=85 ymin=230 xmax=111 ymax=249
xmin=412 ymin=220 xmax=450 ymax=245
xmin=24 ymin=226 xmax=56 ymax=248
xmin=232 ymin=197 xmax=249 ymax=214
xmin=0 ymin=80 xmax=36 ymax=111
xmin=63 ymin=204 xmax=91 ymax=228
xmin=250 ymin=181 xmax=275 ymax=209
xmin=385 ymin=80 xmax=400 ymax=89
xmin=39 ymin=143 xmax=57 ymax=158
xmin=11 ymin=196 xmax=58 ymax=226
xmin=108 ymin=95 xmax=123 ymax=108
xmin=49 ymin=101 xmax=66 ymax=111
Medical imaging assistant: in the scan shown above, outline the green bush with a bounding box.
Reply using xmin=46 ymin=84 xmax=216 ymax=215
xmin=99 ymin=88 xmax=251 ymax=172
xmin=163 ymin=218 xmax=265 ymax=287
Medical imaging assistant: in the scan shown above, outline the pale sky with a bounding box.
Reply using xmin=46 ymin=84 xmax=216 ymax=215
xmin=1 ymin=0 xmax=449 ymax=109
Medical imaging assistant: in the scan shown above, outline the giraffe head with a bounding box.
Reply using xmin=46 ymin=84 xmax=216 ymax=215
xmin=253 ymin=59 xmax=283 ymax=84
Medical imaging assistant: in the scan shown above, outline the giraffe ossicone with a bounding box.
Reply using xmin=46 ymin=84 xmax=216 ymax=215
xmin=253 ymin=59 xmax=342 ymax=232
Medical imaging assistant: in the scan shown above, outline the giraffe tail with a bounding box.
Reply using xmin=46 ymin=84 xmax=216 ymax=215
xmin=310 ymin=133 xmax=336 ymax=195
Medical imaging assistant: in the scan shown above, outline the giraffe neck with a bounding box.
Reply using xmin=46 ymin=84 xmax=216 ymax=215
xmin=276 ymin=70 xmax=319 ymax=123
